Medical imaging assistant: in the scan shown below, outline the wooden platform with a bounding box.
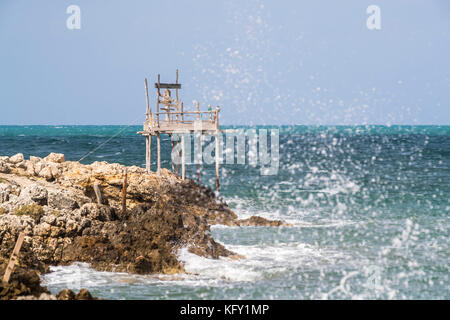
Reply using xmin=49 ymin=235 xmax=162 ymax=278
xmin=137 ymin=70 xmax=221 ymax=190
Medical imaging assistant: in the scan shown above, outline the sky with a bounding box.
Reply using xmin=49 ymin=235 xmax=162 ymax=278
xmin=0 ymin=0 xmax=449 ymax=125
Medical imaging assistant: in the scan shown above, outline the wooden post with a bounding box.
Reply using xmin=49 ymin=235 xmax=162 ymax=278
xmin=156 ymin=74 xmax=160 ymax=127
xmin=144 ymin=78 xmax=151 ymax=122
xmin=157 ymin=133 xmax=161 ymax=175
xmin=175 ymin=69 xmax=179 ymax=102
xmin=215 ymin=107 xmax=220 ymax=191
xmin=195 ymin=101 xmax=201 ymax=184
xmin=93 ymin=182 xmax=103 ymax=205
xmin=146 ymin=135 xmax=151 ymax=173
xmin=181 ymin=134 xmax=186 ymax=180
xmin=215 ymin=132 xmax=220 ymax=191
xmin=170 ymin=135 xmax=175 ymax=173
xmin=176 ymin=135 xmax=181 ymax=175
xmin=2 ymin=232 xmax=25 ymax=284
xmin=121 ymin=170 xmax=127 ymax=214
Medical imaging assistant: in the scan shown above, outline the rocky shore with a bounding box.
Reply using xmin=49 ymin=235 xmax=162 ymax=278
xmin=0 ymin=153 xmax=287 ymax=300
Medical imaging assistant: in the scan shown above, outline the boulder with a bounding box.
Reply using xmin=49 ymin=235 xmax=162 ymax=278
xmin=38 ymin=166 xmax=53 ymax=181
xmin=44 ymin=153 xmax=65 ymax=163
xmin=48 ymin=190 xmax=79 ymax=210
xmin=9 ymin=153 xmax=24 ymax=164
xmin=20 ymin=184 xmax=48 ymax=205
xmin=0 ymin=160 xmax=11 ymax=173
xmin=29 ymin=156 xmax=42 ymax=164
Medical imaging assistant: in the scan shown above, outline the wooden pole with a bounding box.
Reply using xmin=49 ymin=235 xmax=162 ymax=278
xmin=156 ymin=74 xmax=160 ymax=127
xmin=157 ymin=133 xmax=161 ymax=175
xmin=146 ymin=135 xmax=151 ymax=173
xmin=215 ymin=107 xmax=220 ymax=191
xmin=195 ymin=101 xmax=201 ymax=185
xmin=181 ymin=134 xmax=186 ymax=180
xmin=121 ymin=170 xmax=127 ymax=214
xmin=175 ymin=69 xmax=179 ymax=102
xmin=93 ymin=182 xmax=103 ymax=205
xmin=170 ymin=135 xmax=175 ymax=173
xmin=176 ymin=135 xmax=181 ymax=175
xmin=215 ymin=132 xmax=220 ymax=191
xmin=2 ymin=232 xmax=25 ymax=284
xmin=144 ymin=78 xmax=151 ymax=121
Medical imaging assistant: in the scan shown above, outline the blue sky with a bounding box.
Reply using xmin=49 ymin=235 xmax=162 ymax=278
xmin=0 ymin=0 xmax=449 ymax=125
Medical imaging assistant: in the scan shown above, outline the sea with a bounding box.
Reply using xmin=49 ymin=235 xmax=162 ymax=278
xmin=0 ymin=125 xmax=448 ymax=300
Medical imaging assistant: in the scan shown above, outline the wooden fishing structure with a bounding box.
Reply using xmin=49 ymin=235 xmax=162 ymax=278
xmin=137 ymin=70 xmax=221 ymax=190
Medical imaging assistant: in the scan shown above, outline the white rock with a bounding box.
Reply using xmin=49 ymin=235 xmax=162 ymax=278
xmin=0 ymin=160 xmax=11 ymax=173
xmin=44 ymin=152 xmax=65 ymax=163
xmin=38 ymin=166 xmax=53 ymax=181
xmin=29 ymin=156 xmax=42 ymax=164
xmin=9 ymin=153 xmax=24 ymax=164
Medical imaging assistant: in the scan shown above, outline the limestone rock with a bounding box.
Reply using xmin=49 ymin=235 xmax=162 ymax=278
xmin=9 ymin=153 xmax=24 ymax=164
xmin=29 ymin=156 xmax=42 ymax=164
xmin=38 ymin=166 xmax=53 ymax=181
xmin=20 ymin=184 xmax=48 ymax=205
xmin=48 ymin=190 xmax=79 ymax=210
xmin=0 ymin=160 xmax=11 ymax=173
xmin=44 ymin=152 xmax=65 ymax=163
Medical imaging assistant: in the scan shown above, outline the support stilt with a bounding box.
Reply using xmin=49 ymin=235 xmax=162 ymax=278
xmin=157 ymin=133 xmax=161 ymax=175
xmin=181 ymin=134 xmax=186 ymax=180
xmin=146 ymin=135 xmax=151 ymax=173
xmin=215 ymin=132 xmax=220 ymax=191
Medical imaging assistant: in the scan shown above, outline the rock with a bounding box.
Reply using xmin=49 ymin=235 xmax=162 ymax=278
xmin=9 ymin=153 xmax=24 ymax=164
xmin=29 ymin=156 xmax=41 ymax=164
xmin=48 ymin=190 xmax=79 ymax=210
xmin=236 ymin=215 xmax=290 ymax=227
xmin=20 ymin=184 xmax=48 ymax=205
xmin=0 ymin=183 xmax=12 ymax=203
xmin=44 ymin=153 xmax=65 ymax=163
xmin=56 ymin=289 xmax=76 ymax=300
xmin=75 ymin=289 xmax=95 ymax=300
xmin=38 ymin=166 xmax=53 ymax=181
xmin=0 ymin=160 xmax=11 ymax=173
xmin=80 ymin=203 xmax=114 ymax=222
xmin=25 ymin=161 xmax=36 ymax=176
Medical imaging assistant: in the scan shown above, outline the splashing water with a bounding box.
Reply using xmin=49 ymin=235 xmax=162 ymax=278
xmin=1 ymin=125 xmax=448 ymax=299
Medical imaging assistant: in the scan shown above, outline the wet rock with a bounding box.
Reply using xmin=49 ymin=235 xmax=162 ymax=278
xmin=56 ymin=289 xmax=76 ymax=300
xmin=236 ymin=216 xmax=291 ymax=227
xmin=75 ymin=289 xmax=95 ymax=300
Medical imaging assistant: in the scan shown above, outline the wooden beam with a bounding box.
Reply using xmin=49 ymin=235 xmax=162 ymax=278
xmin=144 ymin=78 xmax=151 ymax=121
xmin=156 ymin=74 xmax=160 ymax=127
xmin=146 ymin=135 xmax=151 ymax=173
xmin=2 ymin=232 xmax=25 ymax=284
xmin=181 ymin=134 xmax=186 ymax=180
xmin=154 ymin=83 xmax=182 ymax=89
xmin=170 ymin=135 xmax=175 ymax=173
xmin=93 ymin=182 xmax=103 ymax=205
xmin=215 ymin=132 xmax=220 ymax=191
xmin=157 ymin=133 xmax=161 ymax=175
xmin=175 ymin=69 xmax=179 ymax=102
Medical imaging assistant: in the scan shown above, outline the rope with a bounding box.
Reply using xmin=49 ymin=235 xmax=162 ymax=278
xmin=77 ymin=118 xmax=141 ymax=162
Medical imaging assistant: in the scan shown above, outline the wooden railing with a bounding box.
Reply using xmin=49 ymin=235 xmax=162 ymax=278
xmin=145 ymin=108 xmax=219 ymax=129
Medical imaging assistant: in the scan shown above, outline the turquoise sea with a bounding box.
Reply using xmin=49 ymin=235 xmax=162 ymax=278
xmin=0 ymin=125 xmax=449 ymax=299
